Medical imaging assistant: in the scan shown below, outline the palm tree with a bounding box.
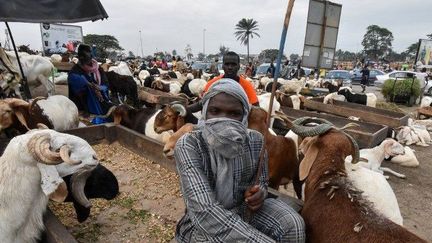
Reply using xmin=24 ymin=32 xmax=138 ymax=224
xmin=234 ymin=18 xmax=260 ymax=62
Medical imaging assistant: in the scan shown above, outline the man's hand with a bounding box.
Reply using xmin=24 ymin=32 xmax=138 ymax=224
xmin=244 ymin=185 xmax=265 ymax=212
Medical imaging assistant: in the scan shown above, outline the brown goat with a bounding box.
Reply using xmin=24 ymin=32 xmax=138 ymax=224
xmin=248 ymin=107 xmax=302 ymax=197
xmin=153 ymin=104 xmax=198 ymax=134
xmin=0 ymin=97 xmax=54 ymax=137
xmin=154 ymin=104 xmax=187 ymax=133
xmin=299 ymin=129 xmax=426 ymax=242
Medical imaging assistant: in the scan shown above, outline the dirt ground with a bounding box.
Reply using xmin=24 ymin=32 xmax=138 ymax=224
xmin=50 ymin=142 xmax=185 ymax=243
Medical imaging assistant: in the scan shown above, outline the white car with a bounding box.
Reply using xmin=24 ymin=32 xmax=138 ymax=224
xmin=375 ymin=71 xmax=427 ymax=88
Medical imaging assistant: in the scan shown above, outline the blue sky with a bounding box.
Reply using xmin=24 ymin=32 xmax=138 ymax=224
xmin=2 ymin=0 xmax=431 ymax=57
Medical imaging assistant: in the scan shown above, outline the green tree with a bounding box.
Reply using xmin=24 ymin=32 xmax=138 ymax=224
xmin=219 ymin=45 xmax=230 ymax=56
xmin=427 ymin=33 xmax=432 ymax=40
xmin=234 ymin=18 xmax=260 ymax=62
xmin=172 ymin=49 xmax=177 ymax=57
xmin=361 ymin=25 xmax=394 ymax=60
xmin=83 ymin=34 xmax=123 ymax=59
xmin=128 ymin=51 xmax=135 ymax=58
xmin=404 ymin=42 xmax=419 ymax=60
xmin=258 ymin=49 xmax=283 ymax=62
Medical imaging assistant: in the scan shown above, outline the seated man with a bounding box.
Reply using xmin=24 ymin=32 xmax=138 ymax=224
xmin=68 ymin=44 xmax=112 ymax=115
xmin=174 ymin=78 xmax=305 ymax=242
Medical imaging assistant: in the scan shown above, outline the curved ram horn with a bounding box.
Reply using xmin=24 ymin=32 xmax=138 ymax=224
xmin=27 ymin=133 xmax=62 ymax=165
xmin=290 ymin=117 xmax=333 ymax=138
xmin=345 ymin=132 xmax=360 ymax=164
xmin=71 ymin=169 xmax=93 ymax=209
xmin=171 ymin=104 xmax=187 ymax=117
xmin=59 ymin=145 xmax=82 ymax=165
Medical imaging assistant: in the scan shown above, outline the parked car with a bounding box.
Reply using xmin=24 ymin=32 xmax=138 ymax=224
xmin=375 ymin=71 xmax=427 ymax=88
xmin=351 ymin=69 xmax=385 ymax=85
xmin=191 ymin=62 xmax=211 ymax=72
xmin=253 ymin=63 xmax=271 ymax=79
xmin=323 ymin=70 xmax=352 ymax=87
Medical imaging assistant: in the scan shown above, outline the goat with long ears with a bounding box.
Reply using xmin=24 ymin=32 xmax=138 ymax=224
xmin=274 ymin=114 xmax=426 ymax=242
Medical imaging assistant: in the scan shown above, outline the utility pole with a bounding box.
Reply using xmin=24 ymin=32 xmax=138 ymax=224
xmin=203 ymin=28 xmax=206 ymax=56
xmin=139 ymin=30 xmax=144 ymax=58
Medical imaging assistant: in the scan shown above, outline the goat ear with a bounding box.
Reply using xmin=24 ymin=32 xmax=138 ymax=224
xmin=299 ymin=144 xmax=319 ymax=181
xmin=299 ymin=137 xmax=319 ymax=181
xmin=383 ymin=140 xmax=394 ymax=157
xmin=49 ymin=181 xmax=68 ymax=202
xmin=37 ymin=163 xmax=67 ymax=201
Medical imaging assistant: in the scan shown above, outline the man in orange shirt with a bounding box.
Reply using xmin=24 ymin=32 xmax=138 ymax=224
xmin=186 ymin=52 xmax=259 ymax=116
xmin=203 ymin=52 xmax=259 ymax=105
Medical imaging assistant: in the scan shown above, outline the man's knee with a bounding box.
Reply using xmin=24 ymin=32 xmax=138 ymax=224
xmin=260 ymin=199 xmax=306 ymax=242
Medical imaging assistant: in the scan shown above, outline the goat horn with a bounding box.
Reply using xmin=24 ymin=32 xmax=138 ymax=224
xmin=27 ymin=133 xmax=62 ymax=165
xmin=70 ymin=169 xmax=93 ymax=209
xmin=37 ymin=123 xmax=49 ymax=129
xmin=171 ymin=104 xmax=187 ymax=117
xmin=345 ymin=132 xmax=360 ymax=164
xmin=97 ymin=105 xmax=117 ymax=119
xmin=59 ymin=145 xmax=82 ymax=165
xmin=291 ymin=117 xmax=333 ymax=137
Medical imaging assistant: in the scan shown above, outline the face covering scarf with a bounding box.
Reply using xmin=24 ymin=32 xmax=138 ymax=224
xmin=199 ymin=117 xmax=248 ymax=209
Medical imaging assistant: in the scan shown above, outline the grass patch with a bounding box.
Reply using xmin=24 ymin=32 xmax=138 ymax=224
xmin=148 ymin=223 xmax=176 ymax=243
xmin=73 ymin=223 xmax=102 ymax=242
xmin=124 ymin=209 xmax=151 ymax=224
xmin=112 ymin=196 xmax=135 ymax=209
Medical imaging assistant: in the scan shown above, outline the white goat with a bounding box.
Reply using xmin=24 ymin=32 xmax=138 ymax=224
xmin=408 ymin=118 xmax=432 ymax=131
xmin=6 ymin=53 xmax=55 ymax=97
xmin=396 ymin=125 xmax=431 ymax=147
xmin=345 ymin=163 xmax=403 ymax=225
xmin=138 ymin=70 xmax=151 ymax=81
xmin=188 ymin=78 xmax=207 ymax=97
xmin=50 ymin=54 xmax=62 ymax=63
xmin=420 ymin=96 xmax=432 ymax=108
xmin=33 ymin=95 xmax=80 ymax=131
xmin=279 ymin=78 xmax=305 ymax=95
xmin=323 ymin=92 xmax=346 ymax=104
xmin=258 ymin=93 xmax=281 ymax=128
xmin=0 ymin=129 xmax=99 ymax=243
xmin=388 ymin=146 xmax=419 ymax=167
xmin=109 ymin=62 xmax=133 ymax=76
xmin=345 ymin=138 xmax=406 ymax=178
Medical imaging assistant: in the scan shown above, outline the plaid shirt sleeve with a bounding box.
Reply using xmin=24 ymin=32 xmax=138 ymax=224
xmin=174 ymin=133 xmax=274 ymax=243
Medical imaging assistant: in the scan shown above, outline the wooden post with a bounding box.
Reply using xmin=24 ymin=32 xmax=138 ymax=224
xmin=266 ymin=0 xmax=296 ymax=126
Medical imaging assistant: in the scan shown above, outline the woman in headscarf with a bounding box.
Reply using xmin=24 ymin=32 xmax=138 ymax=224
xmin=68 ymin=44 xmax=112 ymax=116
xmin=174 ymin=78 xmax=305 ymax=242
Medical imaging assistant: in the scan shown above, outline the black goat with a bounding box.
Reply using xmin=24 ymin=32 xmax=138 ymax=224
xmin=322 ymin=81 xmax=342 ymax=93
xmin=337 ymin=88 xmax=367 ymax=105
xmin=105 ymin=71 xmax=139 ymax=107
xmin=63 ymin=164 xmax=119 ymax=222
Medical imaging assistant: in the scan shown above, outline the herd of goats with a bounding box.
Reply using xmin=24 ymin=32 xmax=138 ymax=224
xmin=1 ymin=51 xmax=432 ymax=242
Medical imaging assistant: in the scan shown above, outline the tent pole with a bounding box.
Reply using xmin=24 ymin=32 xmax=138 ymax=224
xmin=5 ymin=22 xmax=32 ymax=99
xmin=266 ymin=0 xmax=296 ymax=126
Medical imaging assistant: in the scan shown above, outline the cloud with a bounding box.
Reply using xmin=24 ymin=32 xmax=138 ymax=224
xmin=2 ymin=0 xmax=431 ymax=57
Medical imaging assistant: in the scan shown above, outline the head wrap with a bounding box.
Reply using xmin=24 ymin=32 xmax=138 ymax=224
xmin=201 ymin=78 xmax=250 ymax=125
